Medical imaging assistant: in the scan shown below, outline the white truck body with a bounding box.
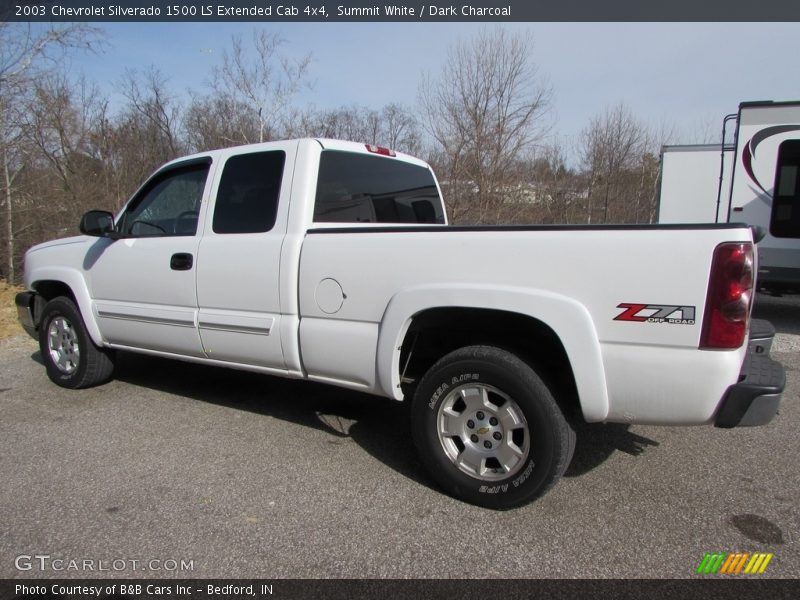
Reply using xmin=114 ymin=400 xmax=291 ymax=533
xmin=17 ymin=138 xmax=785 ymax=508
xmin=300 ymin=226 xmax=746 ymax=424
xmin=658 ymin=100 xmax=800 ymax=289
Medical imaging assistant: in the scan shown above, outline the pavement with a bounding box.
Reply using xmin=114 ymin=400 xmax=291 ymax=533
xmin=0 ymin=292 xmax=798 ymax=579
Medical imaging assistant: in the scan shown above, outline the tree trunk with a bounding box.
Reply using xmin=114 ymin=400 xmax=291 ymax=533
xmin=3 ymin=148 xmax=14 ymax=283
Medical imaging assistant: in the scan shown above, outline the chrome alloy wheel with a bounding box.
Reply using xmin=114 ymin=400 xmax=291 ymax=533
xmin=47 ymin=316 xmax=80 ymax=374
xmin=436 ymin=383 xmax=530 ymax=481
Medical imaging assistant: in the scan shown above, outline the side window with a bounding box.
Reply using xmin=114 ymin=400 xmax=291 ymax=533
xmin=213 ymin=151 xmax=286 ymax=234
xmin=771 ymin=140 xmax=800 ymax=239
xmin=314 ymin=151 xmax=445 ymax=224
xmin=120 ymin=162 xmax=210 ymax=237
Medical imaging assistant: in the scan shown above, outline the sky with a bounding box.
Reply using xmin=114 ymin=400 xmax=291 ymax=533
xmin=63 ymin=21 xmax=799 ymax=164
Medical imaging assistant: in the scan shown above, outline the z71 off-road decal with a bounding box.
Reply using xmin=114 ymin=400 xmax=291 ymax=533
xmin=615 ymin=303 xmax=696 ymax=325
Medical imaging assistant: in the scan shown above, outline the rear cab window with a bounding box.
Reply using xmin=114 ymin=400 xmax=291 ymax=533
xmin=313 ymin=150 xmax=445 ymax=224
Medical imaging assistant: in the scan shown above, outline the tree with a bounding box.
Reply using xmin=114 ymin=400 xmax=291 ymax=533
xmin=420 ymin=28 xmax=552 ymax=224
xmin=381 ymin=103 xmax=423 ymax=156
xmin=529 ymin=141 xmax=578 ymax=224
xmin=211 ymin=31 xmax=311 ymax=144
xmin=120 ymin=67 xmax=184 ymax=161
xmin=185 ymin=93 xmax=260 ymax=151
xmin=10 ymin=74 xmax=115 ymax=266
xmin=578 ymin=103 xmax=662 ymax=224
xmin=105 ymin=68 xmax=187 ymax=207
xmin=0 ymin=22 xmax=101 ymax=282
xmin=27 ymin=75 xmax=101 ymax=203
xmin=287 ymin=103 xmax=422 ymax=155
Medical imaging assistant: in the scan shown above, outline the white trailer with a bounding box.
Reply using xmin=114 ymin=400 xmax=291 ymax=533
xmin=658 ymin=101 xmax=800 ymax=290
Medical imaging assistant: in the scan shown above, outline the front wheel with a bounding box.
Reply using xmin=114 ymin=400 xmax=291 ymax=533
xmin=38 ymin=296 xmax=115 ymax=389
xmin=411 ymin=345 xmax=575 ymax=509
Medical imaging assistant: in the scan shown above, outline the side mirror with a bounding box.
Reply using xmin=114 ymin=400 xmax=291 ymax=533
xmin=79 ymin=210 xmax=117 ymax=238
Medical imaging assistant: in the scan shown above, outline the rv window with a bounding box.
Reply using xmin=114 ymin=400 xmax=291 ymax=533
xmin=770 ymin=140 xmax=800 ymax=239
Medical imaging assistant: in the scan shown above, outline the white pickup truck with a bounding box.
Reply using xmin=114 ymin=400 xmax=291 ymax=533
xmin=16 ymin=138 xmax=785 ymax=509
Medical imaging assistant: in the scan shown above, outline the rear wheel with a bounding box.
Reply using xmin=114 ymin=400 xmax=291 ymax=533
xmin=39 ymin=296 xmax=115 ymax=389
xmin=411 ymin=345 xmax=575 ymax=509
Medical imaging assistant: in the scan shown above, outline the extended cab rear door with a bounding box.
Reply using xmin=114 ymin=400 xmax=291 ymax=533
xmin=195 ymin=142 xmax=297 ymax=371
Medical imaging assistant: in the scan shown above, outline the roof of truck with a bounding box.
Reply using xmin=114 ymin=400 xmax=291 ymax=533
xmin=157 ymin=138 xmax=430 ymax=173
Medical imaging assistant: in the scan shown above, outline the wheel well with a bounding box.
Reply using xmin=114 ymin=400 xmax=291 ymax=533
xmin=31 ymin=280 xmax=77 ymax=325
xmin=399 ymin=307 xmax=582 ymax=421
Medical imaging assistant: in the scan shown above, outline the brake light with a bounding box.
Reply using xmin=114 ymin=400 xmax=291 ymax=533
xmin=700 ymin=242 xmax=754 ymax=349
xmin=365 ymin=144 xmax=396 ymax=157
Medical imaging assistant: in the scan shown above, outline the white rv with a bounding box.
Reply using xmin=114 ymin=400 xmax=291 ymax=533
xmin=658 ymin=101 xmax=800 ymax=290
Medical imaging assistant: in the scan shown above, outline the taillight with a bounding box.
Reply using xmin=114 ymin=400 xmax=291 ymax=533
xmin=365 ymin=144 xmax=396 ymax=157
xmin=700 ymin=242 xmax=754 ymax=349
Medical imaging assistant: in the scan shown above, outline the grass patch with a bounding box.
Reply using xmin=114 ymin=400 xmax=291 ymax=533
xmin=0 ymin=279 xmax=24 ymax=340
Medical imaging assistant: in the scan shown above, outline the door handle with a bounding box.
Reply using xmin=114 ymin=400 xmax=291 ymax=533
xmin=170 ymin=253 xmax=193 ymax=271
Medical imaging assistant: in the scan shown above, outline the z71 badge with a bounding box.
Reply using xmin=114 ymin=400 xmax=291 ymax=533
xmin=614 ymin=303 xmax=696 ymax=325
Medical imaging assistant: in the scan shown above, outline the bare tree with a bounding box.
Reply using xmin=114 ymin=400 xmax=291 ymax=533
xmin=686 ymin=115 xmax=722 ymax=145
xmin=27 ymin=75 xmax=100 ymax=201
xmin=212 ymin=31 xmax=311 ymax=143
xmin=0 ymin=22 xmax=101 ymax=282
xmin=287 ymin=103 xmax=422 ymax=155
xmin=4 ymin=73 xmax=119 ymax=268
xmin=290 ymin=105 xmax=380 ymax=143
xmin=579 ymin=103 xmax=658 ymax=224
xmin=185 ymin=93 xmax=260 ymax=151
xmin=101 ymin=67 xmax=188 ymax=206
xmin=382 ymin=103 xmax=422 ymax=156
xmin=120 ymin=67 xmax=184 ymax=160
xmin=581 ymin=104 xmax=634 ymax=224
xmin=420 ymin=28 xmax=552 ymax=224
xmin=530 ymin=141 xmax=578 ymax=224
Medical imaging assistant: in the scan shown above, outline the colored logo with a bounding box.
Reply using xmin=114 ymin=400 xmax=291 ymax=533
xmin=614 ymin=303 xmax=696 ymax=325
xmin=696 ymin=552 xmax=773 ymax=575
xmin=742 ymin=124 xmax=800 ymax=194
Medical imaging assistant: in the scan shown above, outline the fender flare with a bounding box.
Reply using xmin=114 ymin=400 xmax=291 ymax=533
xmin=29 ymin=267 xmax=104 ymax=347
xmin=376 ymin=284 xmax=609 ymax=422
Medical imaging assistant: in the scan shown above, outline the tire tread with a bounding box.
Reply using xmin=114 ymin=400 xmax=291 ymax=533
xmin=39 ymin=296 xmax=115 ymax=389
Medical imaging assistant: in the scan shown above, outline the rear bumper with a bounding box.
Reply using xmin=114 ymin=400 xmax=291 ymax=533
xmin=714 ymin=320 xmax=785 ymax=428
xmin=15 ymin=291 xmax=38 ymax=339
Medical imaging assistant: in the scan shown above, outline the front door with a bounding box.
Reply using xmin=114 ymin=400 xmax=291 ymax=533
xmin=87 ymin=159 xmax=213 ymax=357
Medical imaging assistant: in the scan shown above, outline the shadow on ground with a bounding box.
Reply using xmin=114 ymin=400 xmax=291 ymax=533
xmin=753 ymin=292 xmax=800 ymax=335
xmin=111 ymin=351 xmax=432 ymax=491
xmin=564 ymin=422 xmax=659 ymax=478
xmin=85 ymin=351 xmax=657 ymax=492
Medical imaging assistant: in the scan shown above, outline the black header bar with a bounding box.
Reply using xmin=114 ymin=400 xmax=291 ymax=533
xmin=2 ymin=0 xmax=800 ymax=22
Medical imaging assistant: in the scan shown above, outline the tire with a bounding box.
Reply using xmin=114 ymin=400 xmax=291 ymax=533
xmin=411 ymin=345 xmax=575 ymax=509
xmin=38 ymin=296 xmax=115 ymax=389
